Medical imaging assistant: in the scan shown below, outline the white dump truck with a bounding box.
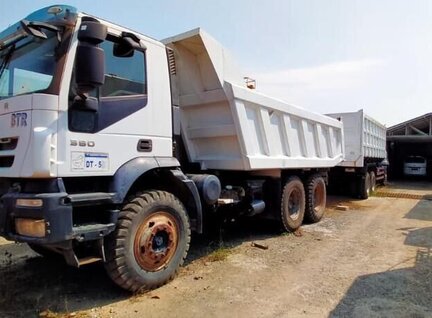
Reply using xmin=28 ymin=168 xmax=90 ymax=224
xmin=0 ymin=5 xmax=343 ymax=291
xmin=327 ymin=110 xmax=387 ymax=199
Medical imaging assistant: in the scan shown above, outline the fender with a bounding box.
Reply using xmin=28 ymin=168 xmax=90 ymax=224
xmin=167 ymin=169 xmax=203 ymax=233
xmin=109 ymin=157 xmax=163 ymax=203
xmin=109 ymin=157 xmax=203 ymax=233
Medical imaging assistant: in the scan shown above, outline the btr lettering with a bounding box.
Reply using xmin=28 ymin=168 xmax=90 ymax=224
xmin=11 ymin=112 xmax=28 ymax=128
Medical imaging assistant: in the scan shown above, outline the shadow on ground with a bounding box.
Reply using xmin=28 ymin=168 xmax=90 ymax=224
xmin=0 ymin=247 xmax=127 ymax=318
xmin=330 ymin=200 xmax=432 ymax=317
xmin=0 ymin=217 xmax=281 ymax=318
xmin=404 ymin=199 xmax=432 ymax=222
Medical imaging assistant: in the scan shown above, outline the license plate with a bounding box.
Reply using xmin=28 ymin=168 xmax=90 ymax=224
xmin=71 ymin=152 xmax=109 ymax=171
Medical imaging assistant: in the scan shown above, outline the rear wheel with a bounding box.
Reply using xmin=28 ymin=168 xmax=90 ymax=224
xmin=305 ymin=175 xmax=326 ymax=223
xmin=369 ymin=171 xmax=376 ymax=193
xmin=105 ymin=191 xmax=190 ymax=292
xmin=358 ymin=172 xmax=371 ymax=199
xmin=280 ymin=177 xmax=305 ymax=232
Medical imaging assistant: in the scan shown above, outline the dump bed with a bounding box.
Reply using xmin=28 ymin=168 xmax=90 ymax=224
xmin=163 ymin=29 xmax=344 ymax=171
xmin=327 ymin=110 xmax=386 ymax=167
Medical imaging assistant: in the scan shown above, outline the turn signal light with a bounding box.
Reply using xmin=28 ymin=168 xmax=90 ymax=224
xmin=15 ymin=218 xmax=46 ymax=238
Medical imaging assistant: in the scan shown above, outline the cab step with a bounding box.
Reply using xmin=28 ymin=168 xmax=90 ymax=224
xmin=65 ymin=192 xmax=116 ymax=206
xmin=72 ymin=222 xmax=116 ymax=241
xmin=63 ymin=238 xmax=106 ymax=267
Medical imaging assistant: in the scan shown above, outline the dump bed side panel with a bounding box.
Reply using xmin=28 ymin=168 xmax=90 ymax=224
xmin=164 ymin=29 xmax=344 ymax=171
xmin=228 ymin=84 xmax=343 ymax=170
xmin=327 ymin=110 xmax=386 ymax=167
xmin=363 ymin=113 xmax=387 ymax=160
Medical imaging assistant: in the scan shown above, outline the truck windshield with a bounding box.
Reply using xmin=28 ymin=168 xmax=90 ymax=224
xmin=0 ymin=30 xmax=58 ymax=100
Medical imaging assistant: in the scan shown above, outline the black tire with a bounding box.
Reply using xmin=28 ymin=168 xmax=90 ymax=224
xmin=27 ymin=243 xmax=61 ymax=259
xmin=358 ymin=172 xmax=371 ymax=200
xmin=369 ymin=171 xmax=376 ymax=193
xmin=105 ymin=191 xmax=191 ymax=292
xmin=383 ymin=170 xmax=388 ymax=186
xmin=305 ymin=175 xmax=326 ymax=223
xmin=280 ymin=177 xmax=305 ymax=232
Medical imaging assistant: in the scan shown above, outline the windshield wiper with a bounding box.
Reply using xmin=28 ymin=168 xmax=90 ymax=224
xmin=0 ymin=45 xmax=16 ymax=81
xmin=0 ymin=20 xmax=61 ymax=52
xmin=20 ymin=20 xmax=61 ymax=41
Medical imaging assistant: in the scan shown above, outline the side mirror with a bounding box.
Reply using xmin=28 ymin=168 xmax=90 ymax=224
xmin=78 ymin=20 xmax=107 ymax=44
xmin=75 ymin=44 xmax=105 ymax=93
xmin=113 ymin=32 xmax=146 ymax=57
xmin=69 ymin=96 xmax=99 ymax=132
xmin=113 ymin=37 xmax=135 ymax=58
xmin=75 ymin=19 xmax=107 ymax=94
xmin=71 ymin=96 xmax=99 ymax=112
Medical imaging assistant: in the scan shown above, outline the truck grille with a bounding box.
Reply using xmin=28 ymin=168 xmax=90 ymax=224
xmin=0 ymin=137 xmax=18 ymax=168
xmin=0 ymin=156 xmax=14 ymax=168
xmin=0 ymin=137 xmax=18 ymax=151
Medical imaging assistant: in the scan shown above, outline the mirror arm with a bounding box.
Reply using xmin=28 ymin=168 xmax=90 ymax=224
xmin=77 ymin=91 xmax=88 ymax=101
xmin=121 ymin=32 xmax=146 ymax=50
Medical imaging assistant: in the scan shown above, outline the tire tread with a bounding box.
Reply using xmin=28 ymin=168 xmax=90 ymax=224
xmin=280 ymin=176 xmax=305 ymax=232
xmin=305 ymin=174 xmax=326 ymax=223
xmin=105 ymin=190 xmax=190 ymax=292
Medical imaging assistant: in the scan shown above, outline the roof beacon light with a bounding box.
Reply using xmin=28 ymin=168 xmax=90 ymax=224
xmin=48 ymin=6 xmax=63 ymax=15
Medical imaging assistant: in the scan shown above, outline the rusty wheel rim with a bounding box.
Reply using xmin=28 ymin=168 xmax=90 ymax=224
xmin=370 ymin=174 xmax=376 ymax=192
xmin=288 ymin=188 xmax=301 ymax=220
xmin=365 ymin=175 xmax=371 ymax=196
xmin=134 ymin=212 xmax=179 ymax=272
xmin=313 ymin=182 xmax=325 ymax=213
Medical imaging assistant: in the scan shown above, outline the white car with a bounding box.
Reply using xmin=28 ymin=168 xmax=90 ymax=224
xmin=403 ymin=156 xmax=427 ymax=176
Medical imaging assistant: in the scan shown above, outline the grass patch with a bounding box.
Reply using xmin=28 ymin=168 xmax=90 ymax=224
xmin=39 ymin=309 xmax=91 ymax=318
xmin=207 ymin=246 xmax=232 ymax=262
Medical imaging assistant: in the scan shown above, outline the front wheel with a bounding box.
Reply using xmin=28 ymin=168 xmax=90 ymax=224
xmin=280 ymin=177 xmax=305 ymax=232
xmin=105 ymin=191 xmax=191 ymax=292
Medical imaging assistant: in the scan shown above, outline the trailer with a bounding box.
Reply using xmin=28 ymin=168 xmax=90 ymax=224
xmin=0 ymin=5 xmax=343 ymax=292
xmin=327 ymin=110 xmax=387 ymax=199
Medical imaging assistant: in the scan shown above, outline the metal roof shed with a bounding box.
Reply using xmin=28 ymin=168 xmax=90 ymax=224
xmin=387 ymin=113 xmax=432 ymax=179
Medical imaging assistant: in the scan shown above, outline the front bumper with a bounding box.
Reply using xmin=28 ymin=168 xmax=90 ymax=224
xmin=0 ymin=191 xmax=73 ymax=244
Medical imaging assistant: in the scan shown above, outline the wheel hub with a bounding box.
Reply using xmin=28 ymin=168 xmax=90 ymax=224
xmin=313 ymin=183 xmax=325 ymax=212
xmin=134 ymin=212 xmax=179 ymax=272
xmin=288 ymin=189 xmax=300 ymax=220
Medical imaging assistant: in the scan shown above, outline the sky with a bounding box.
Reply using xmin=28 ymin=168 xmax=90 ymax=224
xmin=1 ymin=0 xmax=431 ymax=127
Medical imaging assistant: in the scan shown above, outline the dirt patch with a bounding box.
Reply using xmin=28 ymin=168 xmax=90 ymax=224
xmin=327 ymin=195 xmax=376 ymax=211
xmin=0 ymin=196 xmax=431 ymax=317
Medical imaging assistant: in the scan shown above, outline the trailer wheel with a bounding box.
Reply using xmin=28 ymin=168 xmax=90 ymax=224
xmin=383 ymin=170 xmax=388 ymax=186
xmin=305 ymin=175 xmax=326 ymax=223
xmin=358 ymin=173 xmax=371 ymax=199
xmin=105 ymin=191 xmax=190 ymax=292
xmin=280 ymin=177 xmax=305 ymax=232
xmin=369 ymin=171 xmax=376 ymax=193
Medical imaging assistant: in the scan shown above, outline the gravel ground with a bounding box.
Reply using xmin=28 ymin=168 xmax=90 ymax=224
xmin=0 ymin=184 xmax=431 ymax=318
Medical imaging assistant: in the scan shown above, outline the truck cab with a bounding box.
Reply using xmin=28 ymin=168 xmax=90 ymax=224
xmin=0 ymin=5 xmax=174 ymax=181
xmin=0 ymin=5 xmax=197 ymax=279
